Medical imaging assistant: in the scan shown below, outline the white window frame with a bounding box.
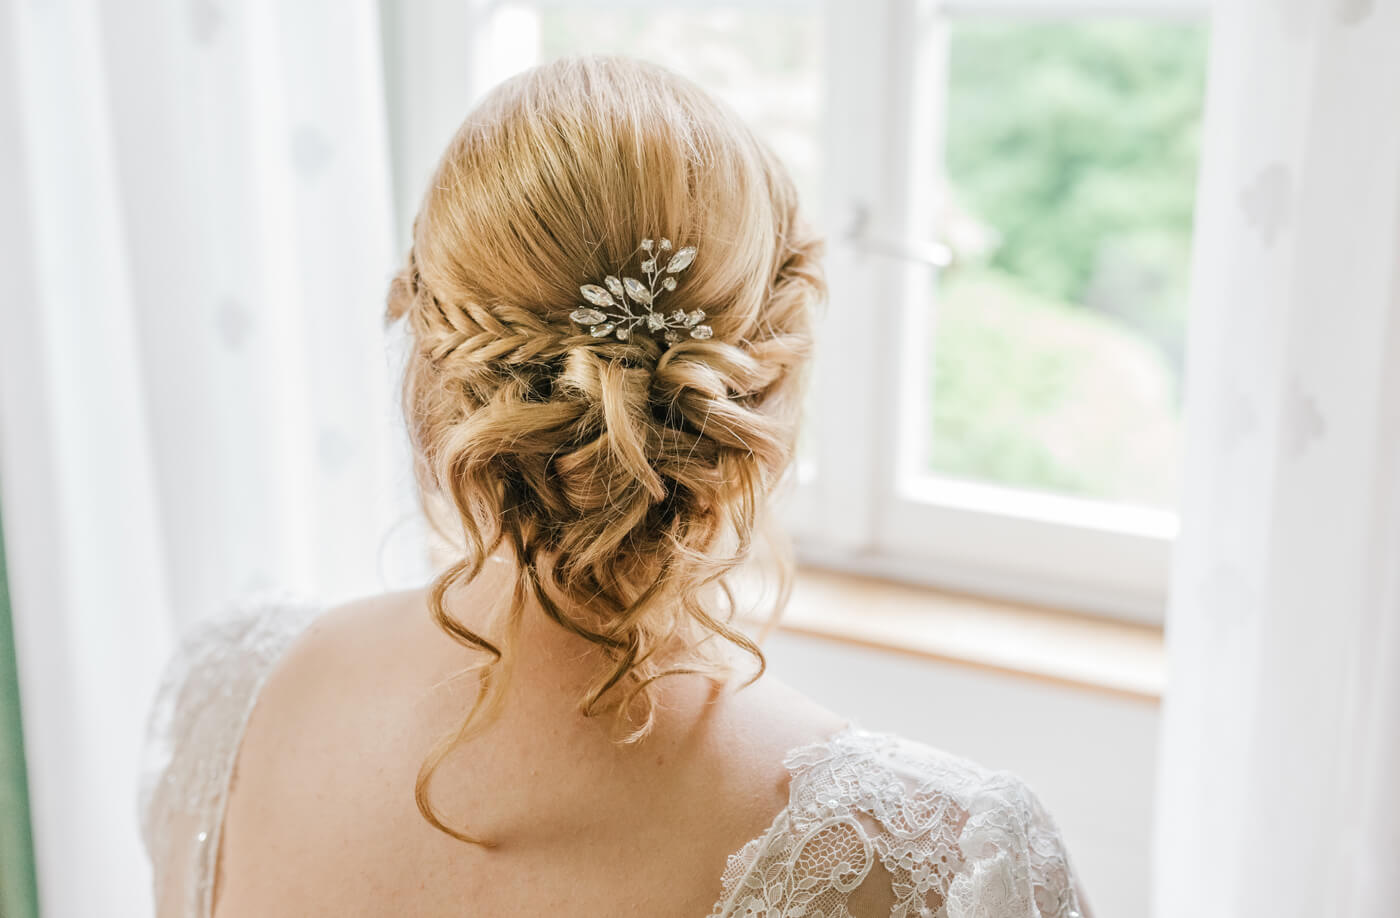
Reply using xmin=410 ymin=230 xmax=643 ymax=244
xmin=385 ymin=0 xmax=1208 ymax=626
xmin=785 ymin=0 xmax=1210 ymax=626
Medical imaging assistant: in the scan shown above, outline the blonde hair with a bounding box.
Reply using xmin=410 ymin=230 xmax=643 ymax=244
xmin=386 ymin=56 xmax=825 ymax=843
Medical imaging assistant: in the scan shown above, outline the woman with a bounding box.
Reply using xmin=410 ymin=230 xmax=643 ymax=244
xmin=140 ymin=56 xmax=1087 ymax=918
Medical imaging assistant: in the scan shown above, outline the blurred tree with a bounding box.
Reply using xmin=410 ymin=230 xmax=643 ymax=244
xmin=930 ymin=267 xmax=1183 ymax=505
xmin=927 ymin=20 xmax=1207 ymax=506
xmin=943 ymin=20 xmax=1209 ymax=374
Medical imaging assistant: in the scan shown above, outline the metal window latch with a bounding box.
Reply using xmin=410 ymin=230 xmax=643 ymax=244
xmin=843 ymin=203 xmax=952 ymax=269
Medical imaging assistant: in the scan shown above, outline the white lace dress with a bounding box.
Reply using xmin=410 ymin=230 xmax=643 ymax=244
xmin=140 ymin=599 xmax=1088 ymax=918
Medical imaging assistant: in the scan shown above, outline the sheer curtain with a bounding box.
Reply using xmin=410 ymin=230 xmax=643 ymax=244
xmin=1154 ymin=1 xmax=1400 ymax=915
xmin=0 ymin=1 xmax=415 ymax=914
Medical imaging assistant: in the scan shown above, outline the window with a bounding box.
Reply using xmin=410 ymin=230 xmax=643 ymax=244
xmin=806 ymin=0 xmax=1208 ymax=625
xmin=930 ymin=20 xmax=1206 ymax=510
xmin=469 ymin=5 xmax=825 ymax=219
xmin=876 ymin=8 xmax=1210 ymax=623
xmin=426 ymin=0 xmax=1210 ymax=624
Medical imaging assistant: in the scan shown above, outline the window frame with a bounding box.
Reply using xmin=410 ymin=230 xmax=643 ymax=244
xmin=793 ymin=0 xmax=1204 ymax=625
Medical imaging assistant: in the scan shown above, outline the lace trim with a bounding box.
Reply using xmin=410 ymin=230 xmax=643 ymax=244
xmin=707 ymin=728 xmax=1084 ymax=918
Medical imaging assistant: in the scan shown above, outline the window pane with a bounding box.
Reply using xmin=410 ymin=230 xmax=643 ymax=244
xmin=926 ymin=20 xmax=1209 ymax=509
xmin=522 ymin=6 xmax=826 ymax=222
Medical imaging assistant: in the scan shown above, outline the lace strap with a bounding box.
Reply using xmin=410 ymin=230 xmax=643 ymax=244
xmin=138 ymin=596 xmax=322 ymax=917
xmin=711 ymin=728 xmax=1086 ymax=918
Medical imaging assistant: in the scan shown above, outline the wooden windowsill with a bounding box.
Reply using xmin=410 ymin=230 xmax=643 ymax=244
xmin=755 ymin=566 xmax=1165 ymax=704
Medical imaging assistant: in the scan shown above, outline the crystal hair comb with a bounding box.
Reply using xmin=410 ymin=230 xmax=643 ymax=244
xmin=570 ymin=238 xmax=711 ymax=346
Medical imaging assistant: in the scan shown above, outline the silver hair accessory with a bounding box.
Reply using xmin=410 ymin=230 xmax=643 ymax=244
xmin=570 ymin=238 xmax=711 ymax=346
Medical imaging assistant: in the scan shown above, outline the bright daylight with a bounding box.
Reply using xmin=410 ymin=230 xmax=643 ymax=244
xmin=1 ymin=2 xmax=1396 ymax=917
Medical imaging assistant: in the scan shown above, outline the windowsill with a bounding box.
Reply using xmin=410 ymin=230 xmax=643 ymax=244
xmin=760 ymin=566 xmax=1165 ymax=703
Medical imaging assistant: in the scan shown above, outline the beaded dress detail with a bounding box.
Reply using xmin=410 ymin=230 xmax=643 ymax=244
xmin=139 ymin=597 xmax=322 ymax=917
xmin=139 ymin=600 xmax=1085 ymax=918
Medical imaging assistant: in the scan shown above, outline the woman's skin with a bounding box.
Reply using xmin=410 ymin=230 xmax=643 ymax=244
xmin=212 ymin=552 xmax=848 ymax=917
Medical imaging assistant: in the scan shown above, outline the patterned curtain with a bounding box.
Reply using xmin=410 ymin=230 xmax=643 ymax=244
xmin=1153 ymin=0 xmax=1400 ymax=914
xmin=0 ymin=1 xmax=416 ymax=913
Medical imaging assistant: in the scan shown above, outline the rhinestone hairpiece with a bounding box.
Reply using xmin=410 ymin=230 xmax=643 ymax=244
xmin=570 ymin=238 xmax=711 ymax=346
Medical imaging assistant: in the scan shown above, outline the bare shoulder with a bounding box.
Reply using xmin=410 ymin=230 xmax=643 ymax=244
xmin=207 ymin=584 xmax=851 ymax=917
xmin=213 ymin=589 xmax=465 ymax=917
xmin=227 ymin=588 xmax=454 ymax=773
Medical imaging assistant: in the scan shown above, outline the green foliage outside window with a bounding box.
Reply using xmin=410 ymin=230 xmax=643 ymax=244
xmin=930 ymin=20 xmax=1210 ymax=507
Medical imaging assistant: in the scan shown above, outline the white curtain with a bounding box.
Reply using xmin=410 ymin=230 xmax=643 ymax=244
xmin=1154 ymin=1 xmax=1400 ymax=915
xmin=0 ymin=1 xmax=418 ymax=914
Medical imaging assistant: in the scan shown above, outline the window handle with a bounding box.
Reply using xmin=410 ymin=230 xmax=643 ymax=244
xmin=843 ymin=204 xmax=952 ymax=269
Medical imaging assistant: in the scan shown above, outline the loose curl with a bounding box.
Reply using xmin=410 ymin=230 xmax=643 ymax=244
xmin=386 ymin=56 xmax=825 ymax=844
